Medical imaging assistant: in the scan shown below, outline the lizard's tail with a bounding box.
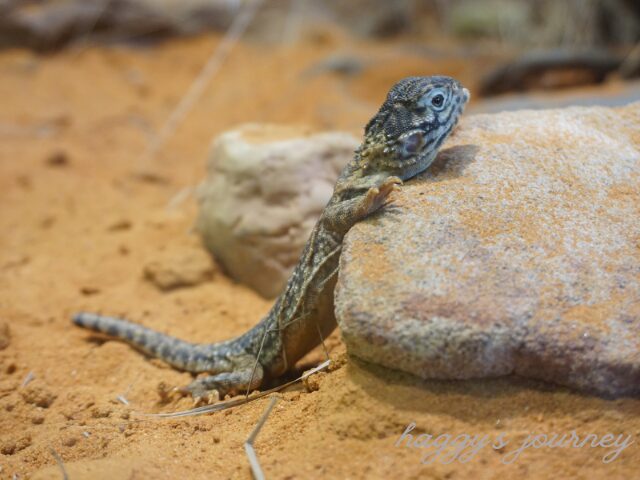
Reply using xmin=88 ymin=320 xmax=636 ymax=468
xmin=72 ymin=312 xmax=215 ymax=373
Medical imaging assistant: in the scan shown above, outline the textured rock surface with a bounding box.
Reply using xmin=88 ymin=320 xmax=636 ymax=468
xmin=335 ymin=103 xmax=640 ymax=397
xmin=196 ymin=124 xmax=358 ymax=298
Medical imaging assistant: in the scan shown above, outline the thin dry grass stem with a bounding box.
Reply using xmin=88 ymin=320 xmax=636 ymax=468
xmin=137 ymin=0 xmax=263 ymax=170
xmin=21 ymin=371 xmax=35 ymax=388
xmin=315 ymin=321 xmax=330 ymax=361
xmin=245 ymin=396 xmax=278 ymax=480
xmin=49 ymin=447 xmax=69 ymax=480
xmin=166 ymin=186 xmax=195 ymax=210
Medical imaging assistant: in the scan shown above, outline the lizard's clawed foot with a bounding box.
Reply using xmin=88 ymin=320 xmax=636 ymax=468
xmin=362 ymin=176 xmax=403 ymax=215
xmin=157 ymin=381 xmax=187 ymax=404
xmin=172 ymin=384 xmax=221 ymax=406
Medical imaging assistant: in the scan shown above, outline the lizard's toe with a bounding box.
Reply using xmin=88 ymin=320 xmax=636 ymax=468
xmin=388 ymin=175 xmax=403 ymax=186
xmin=172 ymin=385 xmax=191 ymax=397
xmin=379 ymin=176 xmax=402 ymax=196
xmin=189 ymin=389 xmax=221 ymax=406
xmin=207 ymin=390 xmax=221 ymax=404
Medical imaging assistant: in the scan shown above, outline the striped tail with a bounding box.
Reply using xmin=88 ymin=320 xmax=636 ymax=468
xmin=72 ymin=312 xmax=216 ymax=373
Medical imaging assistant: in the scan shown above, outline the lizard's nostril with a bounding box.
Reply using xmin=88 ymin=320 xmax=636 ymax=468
xmin=462 ymin=88 xmax=470 ymax=102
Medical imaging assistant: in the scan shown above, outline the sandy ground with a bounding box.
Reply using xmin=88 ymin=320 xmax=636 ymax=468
xmin=0 ymin=30 xmax=639 ymax=479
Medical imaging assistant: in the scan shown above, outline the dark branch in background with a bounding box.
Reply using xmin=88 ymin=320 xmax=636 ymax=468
xmin=0 ymin=0 xmax=638 ymax=53
xmin=479 ymin=49 xmax=629 ymax=97
xmin=0 ymin=0 xmax=241 ymax=52
xmin=620 ymin=42 xmax=640 ymax=79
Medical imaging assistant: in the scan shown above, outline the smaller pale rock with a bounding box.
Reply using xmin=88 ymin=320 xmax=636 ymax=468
xmin=31 ymin=413 xmax=45 ymax=425
xmin=143 ymin=245 xmax=215 ymax=291
xmin=196 ymin=124 xmax=358 ymax=298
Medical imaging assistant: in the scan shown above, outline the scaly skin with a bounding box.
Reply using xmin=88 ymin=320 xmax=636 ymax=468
xmin=73 ymin=76 xmax=469 ymax=401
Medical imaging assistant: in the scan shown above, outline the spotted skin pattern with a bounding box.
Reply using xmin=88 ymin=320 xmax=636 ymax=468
xmin=73 ymin=76 xmax=469 ymax=402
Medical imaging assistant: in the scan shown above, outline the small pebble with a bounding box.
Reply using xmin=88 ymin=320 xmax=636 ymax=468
xmin=61 ymin=435 xmax=77 ymax=447
xmin=45 ymin=150 xmax=69 ymax=167
xmin=80 ymin=286 xmax=100 ymax=296
xmin=31 ymin=414 xmax=45 ymax=425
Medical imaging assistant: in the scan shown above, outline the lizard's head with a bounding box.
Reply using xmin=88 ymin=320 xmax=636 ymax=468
xmin=360 ymin=76 xmax=469 ymax=178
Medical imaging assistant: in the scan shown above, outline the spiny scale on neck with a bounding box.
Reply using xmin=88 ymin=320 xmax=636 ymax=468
xmin=356 ymin=131 xmax=432 ymax=180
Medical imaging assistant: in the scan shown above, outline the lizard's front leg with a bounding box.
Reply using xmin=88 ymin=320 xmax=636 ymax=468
xmin=323 ymin=176 xmax=402 ymax=232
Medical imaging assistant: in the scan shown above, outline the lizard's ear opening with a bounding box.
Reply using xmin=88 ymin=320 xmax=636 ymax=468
xmin=399 ymin=131 xmax=424 ymax=158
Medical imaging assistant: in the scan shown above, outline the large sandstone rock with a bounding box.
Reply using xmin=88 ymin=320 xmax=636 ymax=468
xmin=196 ymin=124 xmax=358 ymax=298
xmin=335 ymin=103 xmax=640 ymax=397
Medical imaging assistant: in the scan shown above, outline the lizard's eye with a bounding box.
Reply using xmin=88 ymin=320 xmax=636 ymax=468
xmin=431 ymin=94 xmax=444 ymax=109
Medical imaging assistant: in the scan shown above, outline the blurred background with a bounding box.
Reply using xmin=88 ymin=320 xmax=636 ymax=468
xmin=1 ymin=0 xmax=639 ymax=169
xmin=1 ymin=0 xmax=639 ymax=289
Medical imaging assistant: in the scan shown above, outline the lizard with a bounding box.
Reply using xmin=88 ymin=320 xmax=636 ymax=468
xmin=73 ymin=76 xmax=470 ymax=403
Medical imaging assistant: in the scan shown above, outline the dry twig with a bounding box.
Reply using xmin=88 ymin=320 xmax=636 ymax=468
xmin=138 ymin=0 xmax=263 ymax=169
xmin=49 ymin=447 xmax=69 ymax=480
xmin=245 ymin=396 xmax=278 ymax=480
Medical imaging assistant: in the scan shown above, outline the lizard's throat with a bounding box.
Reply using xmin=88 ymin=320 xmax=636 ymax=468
xmin=374 ymin=136 xmax=446 ymax=180
xmin=392 ymin=148 xmax=440 ymax=181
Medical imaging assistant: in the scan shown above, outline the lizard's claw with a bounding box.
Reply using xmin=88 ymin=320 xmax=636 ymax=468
xmin=361 ymin=176 xmax=403 ymax=216
xmin=157 ymin=381 xmax=187 ymax=403
xmin=172 ymin=385 xmax=190 ymax=397
xmin=206 ymin=390 xmax=221 ymax=404
xmin=383 ymin=175 xmax=403 ymax=188
xmin=377 ymin=176 xmax=403 ymax=200
xmin=190 ymin=389 xmax=220 ymax=407
xmin=380 ymin=176 xmax=403 ymax=207
xmin=177 ymin=381 xmax=222 ymax=405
